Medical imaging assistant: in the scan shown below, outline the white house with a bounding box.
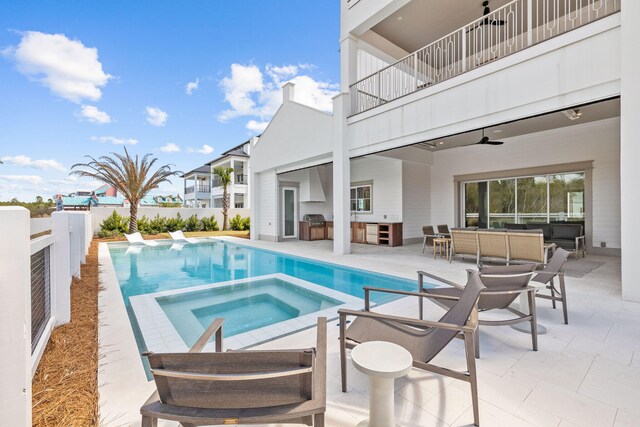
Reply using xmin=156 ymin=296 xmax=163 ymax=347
xmin=250 ymin=0 xmax=640 ymax=301
xmin=183 ymin=138 xmax=257 ymax=209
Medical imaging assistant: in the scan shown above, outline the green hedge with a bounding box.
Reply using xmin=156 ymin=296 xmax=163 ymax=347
xmin=229 ymin=214 xmax=250 ymax=231
xmin=98 ymin=210 xmax=219 ymax=237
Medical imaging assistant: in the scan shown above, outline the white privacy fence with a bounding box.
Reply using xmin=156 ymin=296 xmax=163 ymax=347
xmin=0 ymin=208 xmax=92 ymax=426
xmin=350 ymin=0 xmax=620 ymax=115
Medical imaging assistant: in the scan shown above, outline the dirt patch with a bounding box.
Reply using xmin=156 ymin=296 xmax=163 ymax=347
xmin=32 ymin=242 xmax=100 ymax=427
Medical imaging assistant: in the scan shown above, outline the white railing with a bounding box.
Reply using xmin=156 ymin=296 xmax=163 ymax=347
xmin=350 ymin=0 xmax=620 ymax=115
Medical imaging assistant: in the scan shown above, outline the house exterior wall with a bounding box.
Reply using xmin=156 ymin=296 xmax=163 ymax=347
xmin=351 ymin=156 xmax=403 ymax=223
xmin=402 ymin=160 xmax=431 ymax=242
xmin=430 ymin=118 xmax=621 ymax=249
xmin=256 ymin=170 xmax=278 ymax=241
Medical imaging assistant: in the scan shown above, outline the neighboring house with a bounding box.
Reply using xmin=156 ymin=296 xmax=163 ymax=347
xmin=59 ymin=185 xmax=182 ymax=210
xmin=250 ymin=1 xmax=640 ymax=301
xmin=183 ymin=139 xmax=256 ymax=209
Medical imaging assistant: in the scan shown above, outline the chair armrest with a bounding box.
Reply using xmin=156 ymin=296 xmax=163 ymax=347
xmin=189 ymin=318 xmax=224 ymax=353
xmin=338 ymin=308 xmax=475 ymax=333
xmin=417 ymin=271 xmax=464 ymax=289
xmin=362 ymin=286 xmax=462 ymax=311
xmin=481 ymin=286 xmax=537 ymax=295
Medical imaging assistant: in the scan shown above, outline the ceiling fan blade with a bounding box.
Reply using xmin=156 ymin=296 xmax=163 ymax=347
xmin=477 ymin=136 xmax=490 ymax=144
xmin=486 ymin=140 xmax=504 ymax=145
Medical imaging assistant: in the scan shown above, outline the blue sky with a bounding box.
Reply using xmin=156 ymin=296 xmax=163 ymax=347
xmin=0 ymin=1 xmax=340 ymax=201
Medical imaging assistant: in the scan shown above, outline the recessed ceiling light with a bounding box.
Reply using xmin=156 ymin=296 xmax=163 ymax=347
xmin=397 ymin=16 xmax=403 ymax=20
xmin=562 ymin=108 xmax=582 ymax=120
xmin=492 ymin=129 xmax=503 ymax=133
xmin=438 ymin=141 xmax=444 ymax=145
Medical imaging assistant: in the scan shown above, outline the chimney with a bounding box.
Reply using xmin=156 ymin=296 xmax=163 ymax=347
xmin=282 ymin=82 xmax=295 ymax=103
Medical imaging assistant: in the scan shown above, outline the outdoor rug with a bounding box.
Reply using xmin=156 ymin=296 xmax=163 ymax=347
xmin=562 ymin=258 xmax=605 ymax=278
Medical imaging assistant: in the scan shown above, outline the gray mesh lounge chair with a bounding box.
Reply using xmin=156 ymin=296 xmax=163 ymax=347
xmin=421 ymin=225 xmax=439 ymax=253
xmin=141 ymin=317 xmax=327 ymax=426
xmin=421 ymin=264 xmax=537 ymax=357
xmin=437 ymin=224 xmax=451 ymax=237
xmin=533 ymin=247 xmax=571 ymax=324
xmin=339 ymin=272 xmax=486 ymax=426
xmin=450 ymin=228 xmax=480 ymax=264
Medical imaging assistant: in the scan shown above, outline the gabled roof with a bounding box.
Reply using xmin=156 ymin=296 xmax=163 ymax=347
xmin=182 ymin=165 xmax=211 ymax=178
xmin=61 ymin=196 xmax=124 ymax=207
xmin=206 ymin=139 xmax=252 ymax=165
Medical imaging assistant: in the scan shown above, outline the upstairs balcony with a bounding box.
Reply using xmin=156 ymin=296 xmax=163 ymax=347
xmin=185 ymin=184 xmax=210 ymax=195
xmin=349 ymin=0 xmax=620 ymax=116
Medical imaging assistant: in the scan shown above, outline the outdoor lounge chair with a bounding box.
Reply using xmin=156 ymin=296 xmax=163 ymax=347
xmin=420 ymin=264 xmax=537 ymax=357
xmin=141 ymin=317 xmax=327 ymax=426
xmin=169 ymin=230 xmax=199 ymax=244
xmin=421 ymin=225 xmax=439 ymax=253
xmin=507 ymin=230 xmax=546 ymax=264
xmin=533 ymin=247 xmax=571 ymax=324
xmin=124 ymin=232 xmax=159 ymax=246
xmin=437 ymin=224 xmax=451 ymax=237
xmin=339 ymin=272 xmax=485 ymax=426
xmin=477 ymin=229 xmax=508 ymax=265
xmin=450 ymin=228 xmax=479 ymax=264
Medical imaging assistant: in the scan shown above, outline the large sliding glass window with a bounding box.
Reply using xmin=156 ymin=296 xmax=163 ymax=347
xmin=463 ymin=172 xmax=585 ymax=228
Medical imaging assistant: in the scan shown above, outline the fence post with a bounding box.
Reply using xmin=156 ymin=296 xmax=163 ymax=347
xmin=51 ymin=212 xmax=71 ymax=325
xmin=0 ymin=207 xmax=31 ymax=426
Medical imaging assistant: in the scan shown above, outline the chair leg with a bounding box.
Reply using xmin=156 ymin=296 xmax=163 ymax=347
xmin=422 ymin=236 xmax=426 ymax=254
xmin=559 ymin=275 xmax=569 ymax=325
xmin=550 ymin=278 xmax=557 ymax=309
xmin=474 ymin=327 xmax=480 ymax=359
xmin=339 ymin=314 xmax=347 ymax=393
xmin=314 ymin=412 xmax=325 ymax=427
xmin=141 ymin=416 xmax=157 ymax=427
xmin=464 ymin=331 xmax=481 ymax=426
xmin=528 ymin=291 xmax=538 ymax=351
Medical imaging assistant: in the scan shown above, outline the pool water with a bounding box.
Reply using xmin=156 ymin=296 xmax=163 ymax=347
xmin=157 ymin=277 xmax=343 ymax=346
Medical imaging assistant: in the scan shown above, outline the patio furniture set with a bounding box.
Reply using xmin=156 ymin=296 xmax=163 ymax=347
xmin=136 ymin=240 xmax=571 ymax=426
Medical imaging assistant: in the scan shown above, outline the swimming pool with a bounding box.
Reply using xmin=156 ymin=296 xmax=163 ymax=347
xmin=108 ymin=239 xmax=421 ymax=353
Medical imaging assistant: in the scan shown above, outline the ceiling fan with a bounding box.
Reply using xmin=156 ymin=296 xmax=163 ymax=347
xmin=476 ymin=129 xmax=504 ymax=145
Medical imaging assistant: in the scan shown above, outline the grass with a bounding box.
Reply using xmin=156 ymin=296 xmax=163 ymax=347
xmin=32 ymin=241 xmax=100 ymax=427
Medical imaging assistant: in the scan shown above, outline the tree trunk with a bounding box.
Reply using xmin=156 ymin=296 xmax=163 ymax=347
xmin=222 ymin=185 xmax=229 ymax=231
xmin=129 ymin=204 xmax=138 ymax=234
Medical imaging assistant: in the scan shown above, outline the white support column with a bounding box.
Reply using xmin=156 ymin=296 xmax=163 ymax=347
xmin=333 ymin=93 xmax=351 ymax=255
xmin=621 ymin=0 xmax=640 ymax=302
xmin=249 ymin=171 xmax=259 ymax=240
xmin=229 ymin=160 xmax=236 ymax=210
xmin=0 ymin=207 xmax=31 ymax=426
xmin=51 ymin=212 xmax=72 ymax=324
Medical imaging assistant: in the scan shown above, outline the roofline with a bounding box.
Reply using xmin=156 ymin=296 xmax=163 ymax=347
xmin=205 ymin=136 xmax=258 ymax=165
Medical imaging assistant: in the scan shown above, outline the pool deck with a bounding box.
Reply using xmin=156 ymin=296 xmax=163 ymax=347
xmin=98 ymin=237 xmax=640 ymax=427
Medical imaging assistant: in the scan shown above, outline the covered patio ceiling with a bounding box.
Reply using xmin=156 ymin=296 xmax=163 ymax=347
xmin=410 ymin=97 xmax=620 ymax=152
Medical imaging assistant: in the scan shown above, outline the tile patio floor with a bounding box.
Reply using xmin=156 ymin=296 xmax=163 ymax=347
xmin=99 ymin=238 xmax=640 ymax=427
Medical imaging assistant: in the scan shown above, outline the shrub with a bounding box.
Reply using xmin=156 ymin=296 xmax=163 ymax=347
xmin=148 ymin=214 xmax=168 ymax=235
xmin=165 ymin=213 xmax=186 ymax=232
xmin=184 ymin=214 xmax=201 ymax=232
xmin=229 ymin=214 xmax=250 ymax=231
xmin=136 ymin=216 xmax=151 ymax=234
xmin=98 ymin=210 xmax=129 ymax=236
xmin=199 ymin=215 xmax=219 ymax=231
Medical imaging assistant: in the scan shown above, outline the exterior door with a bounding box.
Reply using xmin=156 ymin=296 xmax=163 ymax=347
xmin=282 ymin=187 xmax=297 ymax=238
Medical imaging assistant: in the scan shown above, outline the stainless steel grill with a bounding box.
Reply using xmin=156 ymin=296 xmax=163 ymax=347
xmin=302 ymin=214 xmax=326 ymax=227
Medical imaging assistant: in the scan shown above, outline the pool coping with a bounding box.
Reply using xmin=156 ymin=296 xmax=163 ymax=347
xmin=129 ymin=273 xmax=363 ymax=353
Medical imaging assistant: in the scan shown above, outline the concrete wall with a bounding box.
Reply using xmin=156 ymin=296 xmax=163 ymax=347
xmin=91 ymin=207 xmax=250 ymax=234
xmin=346 ymin=16 xmax=621 ymax=157
xmin=430 ymin=118 xmax=621 ymax=249
xmin=402 ymin=160 xmax=431 ymax=241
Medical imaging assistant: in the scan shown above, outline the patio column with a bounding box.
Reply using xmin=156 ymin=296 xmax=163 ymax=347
xmin=249 ymin=171 xmax=258 ymax=240
xmin=621 ymin=0 xmax=640 ymax=302
xmin=333 ymin=93 xmax=351 ymax=255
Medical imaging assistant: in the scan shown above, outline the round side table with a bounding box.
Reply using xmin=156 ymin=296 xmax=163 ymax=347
xmin=351 ymin=341 xmax=413 ymax=427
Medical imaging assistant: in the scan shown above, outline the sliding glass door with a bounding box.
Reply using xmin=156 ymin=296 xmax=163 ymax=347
xmin=463 ymin=172 xmax=585 ymax=228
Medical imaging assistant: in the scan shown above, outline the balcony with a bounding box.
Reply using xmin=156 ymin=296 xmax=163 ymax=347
xmin=185 ymin=184 xmax=210 ymax=195
xmin=349 ymin=0 xmax=620 ymax=115
xmin=235 ymin=174 xmax=247 ymax=184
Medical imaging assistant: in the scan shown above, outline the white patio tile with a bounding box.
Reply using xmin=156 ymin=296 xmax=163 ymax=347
xmin=453 ymin=400 xmax=537 ymax=427
xmin=614 ymin=409 xmax=640 ymax=427
xmin=525 ymin=380 xmax=617 ymax=427
xmin=578 ymin=357 xmax=640 ymax=416
xmin=514 ymin=402 xmax=562 ymax=427
xmin=421 ymin=383 xmax=473 ymax=425
xmin=511 ymin=349 xmax=593 ymax=391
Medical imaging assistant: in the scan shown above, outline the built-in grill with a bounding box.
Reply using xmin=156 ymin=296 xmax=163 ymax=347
xmin=300 ymin=214 xmax=326 ymax=241
xmin=302 ymin=214 xmax=326 ymax=227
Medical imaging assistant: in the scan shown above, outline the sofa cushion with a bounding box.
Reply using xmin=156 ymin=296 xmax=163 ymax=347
xmin=526 ymin=223 xmax=552 ymax=240
xmin=552 ymin=224 xmax=583 ymax=240
xmin=505 ymin=223 xmax=527 ymax=230
xmin=546 ymin=239 xmax=577 ymax=250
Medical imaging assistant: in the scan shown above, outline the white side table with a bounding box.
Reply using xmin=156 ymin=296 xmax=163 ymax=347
xmin=351 ymin=341 xmax=413 ymax=427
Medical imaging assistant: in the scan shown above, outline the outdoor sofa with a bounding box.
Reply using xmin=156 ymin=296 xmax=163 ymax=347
xmin=505 ymin=222 xmax=586 ymax=258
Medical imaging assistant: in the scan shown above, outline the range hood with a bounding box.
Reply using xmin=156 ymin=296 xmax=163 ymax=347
xmin=299 ymin=167 xmax=326 ymax=203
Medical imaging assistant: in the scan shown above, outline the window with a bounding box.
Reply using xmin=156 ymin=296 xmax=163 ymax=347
xmin=350 ymin=184 xmax=371 ymax=213
xmin=463 ymin=172 xmax=585 ymax=227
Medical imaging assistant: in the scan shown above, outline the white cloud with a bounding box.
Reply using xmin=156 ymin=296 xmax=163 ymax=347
xmin=146 ymin=106 xmax=168 ymax=126
xmin=217 ymin=63 xmax=338 ymax=131
xmin=185 ymin=78 xmax=199 ymax=95
xmin=1 ymin=155 xmax=66 ymax=172
xmin=0 ymin=174 xmax=44 ymax=185
xmin=246 ymin=120 xmax=269 ymax=133
xmin=160 ymin=143 xmax=180 ymax=153
xmin=91 ymin=135 xmax=138 ymax=145
xmin=2 ymin=31 xmax=112 ymax=103
xmin=77 ymin=105 xmax=111 ymax=124
xmin=194 ymin=144 xmax=214 ymax=154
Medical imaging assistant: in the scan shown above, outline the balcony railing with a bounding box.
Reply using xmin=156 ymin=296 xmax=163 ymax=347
xmin=349 ymin=0 xmax=619 ymax=115
xmin=235 ymin=174 xmax=247 ymax=184
xmin=185 ymin=184 xmax=210 ymax=194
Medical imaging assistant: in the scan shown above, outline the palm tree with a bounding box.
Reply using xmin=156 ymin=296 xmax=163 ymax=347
xmin=213 ymin=166 xmax=234 ymax=230
xmin=71 ymin=148 xmax=181 ymax=233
